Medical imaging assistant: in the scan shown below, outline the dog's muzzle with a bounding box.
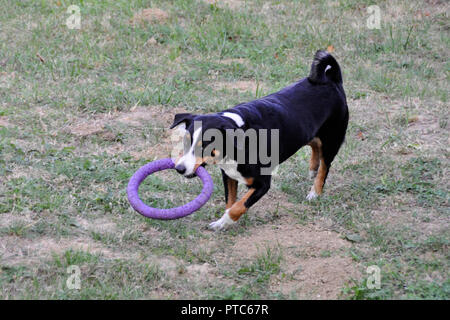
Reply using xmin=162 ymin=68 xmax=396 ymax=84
xmin=175 ymin=164 xmax=186 ymax=175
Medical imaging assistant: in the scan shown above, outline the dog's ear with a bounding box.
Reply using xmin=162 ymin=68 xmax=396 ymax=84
xmin=170 ymin=113 xmax=194 ymax=129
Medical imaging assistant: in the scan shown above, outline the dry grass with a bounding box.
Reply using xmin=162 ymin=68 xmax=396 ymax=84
xmin=0 ymin=0 xmax=448 ymax=300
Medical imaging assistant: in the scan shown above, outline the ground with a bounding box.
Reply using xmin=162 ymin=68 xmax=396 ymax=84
xmin=0 ymin=0 xmax=449 ymax=299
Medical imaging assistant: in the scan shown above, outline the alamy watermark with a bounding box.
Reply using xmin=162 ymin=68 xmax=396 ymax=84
xmin=170 ymin=121 xmax=280 ymax=176
xmin=366 ymin=265 xmax=381 ymax=289
xmin=66 ymin=265 xmax=81 ymax=290
xmin=367 ymin=5 xmax=381 ymax=30
xmin=66 ymin=5 xmax=81 ymax=30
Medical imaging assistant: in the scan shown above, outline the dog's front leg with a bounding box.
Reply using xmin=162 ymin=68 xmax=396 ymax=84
xmin=221 ymin=170 xmax=238 ymax=209
xmin=209 ymin=176 xmax=271 ymax=231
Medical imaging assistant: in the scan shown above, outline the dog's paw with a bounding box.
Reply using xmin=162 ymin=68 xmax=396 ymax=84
xmin=306 ymin=189 xmax=318 ymax=201
xmin=309 ymin=170 xmax=318 ymax=179
xmin=208 ymin=210 xmax=235 ymax=231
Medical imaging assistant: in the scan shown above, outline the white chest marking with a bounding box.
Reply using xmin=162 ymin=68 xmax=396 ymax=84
xmin=222 ymin=112 xmax=244 ymax=127
xmin=218 ymin=158 xmax=246 ymax=184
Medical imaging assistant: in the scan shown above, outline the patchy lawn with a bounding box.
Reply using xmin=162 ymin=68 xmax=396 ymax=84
xmin=0 ymin=0 xmax=448 ymax=299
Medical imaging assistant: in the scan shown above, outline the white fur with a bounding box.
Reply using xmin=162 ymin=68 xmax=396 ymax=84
xmin=222 ymin=112 xmax=244 ymax=127
xmin=217 ymin=158 xmax=246 ymax=184
xmin=209 ymin=209 xmax=235 ymax=231
xmin=325 ymin=65 xmax=331 ymax=72
xmin=176 ymin=127 xmax=202 ymax=175
xmin=306 ymin=189 xmax=318 ymax=201
xmin=174 ymin=122 xmax=186 ymax=132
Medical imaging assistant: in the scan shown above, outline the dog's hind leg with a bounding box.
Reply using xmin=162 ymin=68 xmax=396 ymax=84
xmin=306 ymin=121 xmax=348 ymax=200
xmin=308 ymin=137 xmax=322 ymax=179
xmin=306 ymin=152 xmax=328 ymax=200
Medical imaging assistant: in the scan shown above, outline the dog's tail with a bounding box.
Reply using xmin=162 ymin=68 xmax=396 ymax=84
xmin=308 ymin=50 xmax=343 ymax=84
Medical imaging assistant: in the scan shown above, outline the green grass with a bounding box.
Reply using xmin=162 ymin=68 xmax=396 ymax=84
xmin=1 ymin=0 xmax=449 ymax=299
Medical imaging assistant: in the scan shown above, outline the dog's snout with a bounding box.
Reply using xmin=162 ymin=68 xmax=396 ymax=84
xmin=175 ymin=164 xmax=186 ymax=174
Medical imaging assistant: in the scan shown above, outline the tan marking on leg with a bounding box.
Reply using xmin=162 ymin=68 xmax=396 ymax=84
xmin=228 ymin=188 xmax=255 ymax=221
xmin=307 ymin=138 xmax=327 ymax=196
xmin=313 ymin=158 xmax=327 ymax=195
xmin=245 ymin=177 xmax=254 ymax=186
xmin=308 ymin=137 xmax=322 ymax=172
xmin=226 ymin=178 xmax=238 ymax=209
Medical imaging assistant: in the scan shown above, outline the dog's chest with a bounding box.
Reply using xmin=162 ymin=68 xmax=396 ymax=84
xmin=218 ymin=159 xmax=246 ymax=184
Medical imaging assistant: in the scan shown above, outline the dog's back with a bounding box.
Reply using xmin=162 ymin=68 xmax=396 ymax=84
xmin=227 ymin=51 xmax=348 ymax=164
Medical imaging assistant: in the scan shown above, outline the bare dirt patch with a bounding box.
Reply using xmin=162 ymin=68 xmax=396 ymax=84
xmin=245 ymin=189 xmax=300 ymax=222
xmin=404 ymin=112 xmax=448 ymax=156
xmin=67 ymin=119 xmax=105 ymax=137
xmin=6 ymin=164 xmax=54 ymax=183
xmin=130 ymin=8 xmax=169 ymax=25
xmin=68 ymin=108 xmax=150 ymax=137
xmin=213 ymin=80 xmax=263 ymax=93
xmin=115 ymin=109 xmax=161 ymax=126
xmin=272 ymin=256 xmax=357 ymax=299
xmin=202 ymin=0 xmax=246 ymax=10
xmin=0 ymin=71 xmax=16 ymax=89
xmin=68 ymin=106 xmax=186 ymax=137
xmin=0 ymin=235 xmax=126 ymax=266
xmin=230 ymin=215 xmax=359 ymax=299
xmin=66 ymin=106 xmax=188 ymax=160
xmin=0 ymin=213 xmax=34 ymax=228
xmin=370 ymin=195 xmax=449 ymax=241
xmin=147 ymin=259 xmax=219 ymax=299
xmin=0 ymin=116 xmax=11 ymax=127
xmin=219 ymin=58 xmax=248 ymax=65
xmin=145 ymin=254 xmax=218 ymax=285
xmin=145 ymin=36 xmax=159 ymax=47
xmin=185 ymin=263 xmax=216 ymax=281
xmin=75 ymin=217 xmax=117 ymax=234
xmin=128 ymin=138 xmax=174 ymax=161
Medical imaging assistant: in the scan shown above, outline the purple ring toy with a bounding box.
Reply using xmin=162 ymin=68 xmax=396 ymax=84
xmin=127 ymin=158 xmax=213 ymax=220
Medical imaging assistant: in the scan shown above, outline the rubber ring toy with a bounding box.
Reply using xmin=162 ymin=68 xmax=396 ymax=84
xmin=127 ymin=158 xmax=213 ymax=220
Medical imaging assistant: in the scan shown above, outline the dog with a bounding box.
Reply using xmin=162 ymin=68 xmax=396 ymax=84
xmin=170 ymin=50 xmax=349 ymax=230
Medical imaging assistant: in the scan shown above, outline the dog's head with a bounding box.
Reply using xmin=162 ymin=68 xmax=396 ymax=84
xmin=170 ymin=113 xmax=239 ymax=177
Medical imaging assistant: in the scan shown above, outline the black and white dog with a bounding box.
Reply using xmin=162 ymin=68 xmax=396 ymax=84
xmin=170 ymin=50 xmax=349 ymax=230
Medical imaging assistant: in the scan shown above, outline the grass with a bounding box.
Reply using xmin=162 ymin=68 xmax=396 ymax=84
xmin=0 ymin=0 xmax=449 ymax=299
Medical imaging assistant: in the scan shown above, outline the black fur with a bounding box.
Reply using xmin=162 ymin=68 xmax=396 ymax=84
xmin=308 ymin=50 xmax=343 ymax=84
xmin=171 ymin=50 xmax=349 ymax=212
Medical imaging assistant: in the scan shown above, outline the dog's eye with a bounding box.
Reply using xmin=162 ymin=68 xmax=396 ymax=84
xmin=211 ymin=149 xmax=220 ymax=157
